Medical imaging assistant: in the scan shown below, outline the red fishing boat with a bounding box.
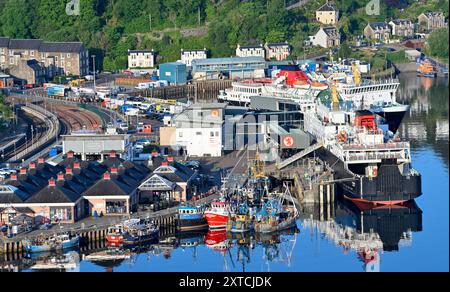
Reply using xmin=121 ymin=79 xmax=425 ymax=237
xmin=106 ymin=225 xmax=125 ymax=244
xmin=205 ymin=230 xmax=230 ymax=254
xmin=204 ymin=201 xmax=231 ymax=230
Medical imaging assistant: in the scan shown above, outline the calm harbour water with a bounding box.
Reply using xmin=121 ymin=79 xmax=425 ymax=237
xmin=20 ymin=74 xmax=449 ymax=272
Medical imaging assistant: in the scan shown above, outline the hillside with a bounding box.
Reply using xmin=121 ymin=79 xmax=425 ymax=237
xmin=0 ymin=0 xmax=448 ymax=71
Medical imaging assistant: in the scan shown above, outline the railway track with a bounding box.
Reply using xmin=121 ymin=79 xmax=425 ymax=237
xmin=51 ymin=105 xmax=102 ymax=133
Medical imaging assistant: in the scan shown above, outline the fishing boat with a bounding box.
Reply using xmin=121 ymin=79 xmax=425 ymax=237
xmin=106 ymin=225 xmax=126 ymax=244
xmin=205 ymin=201 xmax=231 ymax=230
xmin=122 ymin=222 xmax=159 ymax=246
xmin=176 ymin=205 xmax=208 ymax=232
xmin=23 ymin=233 xmax=80 ymax=253
xmin=254 ymin=184 xmax=298 ymax=234
xmin=30 ymin=251 xmax=80 ymax=272
xmin=227 ymin=202 xmax=254 ymax=233
xmin=417 ymin=61 xmax=436 ymax=77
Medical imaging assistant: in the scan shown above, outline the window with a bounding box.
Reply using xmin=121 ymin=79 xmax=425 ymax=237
xmin=179 ymin=132 xmax=183 ymax=138
xmin=215 ymin=131 xmax=219 ymax=137
xmin=210 ymin=131 xmax=214 ymax=137
xmin=55 ymin=56 xmax=58 ymax=61
xmin=30 ymin=51 xmax=34 ymax=56
xmin=68 ymin=62 xmax=71 ymax=67
xmin=67 ymin=53 xmax=71 ymax=58
xmin=196 ymin=132 xmax=202 ymax=136
xmin=9 ymin=58 xmax=14 ymax=64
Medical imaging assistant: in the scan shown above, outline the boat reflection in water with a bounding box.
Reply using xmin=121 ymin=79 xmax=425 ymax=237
xmin=26 ymin=249 xmax=80 ymax=272
xmin=300 ymin=199 xmax=423 ymax=272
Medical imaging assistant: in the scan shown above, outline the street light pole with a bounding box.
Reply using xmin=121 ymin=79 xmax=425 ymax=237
xmin=92 ymin=55 xmax=97 ymax=93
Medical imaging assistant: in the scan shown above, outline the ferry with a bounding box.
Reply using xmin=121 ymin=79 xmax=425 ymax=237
xmin=303 ymin=91 xmax=422 ymax=205
xmin=23 ymin=234 xmax=80 ymax=253
xmin=176 ymin=205 xmax=208 ymax=232
xmin=205 ymin=201 xmax=231 ymax=230
xmin=417 ymin=61 xmax=437 ymax=78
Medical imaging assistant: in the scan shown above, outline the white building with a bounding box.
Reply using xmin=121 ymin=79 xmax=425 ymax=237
xmin=309 ymin=26 xmax=341 ymax=48
xmin=265 ymin=42 xmax=292 ymax=61
xmin=171 ymin=103 xmax=248 ymax=157
xmin=236 ymin=44 xmax=265 ymax=59
xmin=180 ymin=48 xmax=208 ymax=67
xmin=128 ymin=49 xmax=155 ymax=69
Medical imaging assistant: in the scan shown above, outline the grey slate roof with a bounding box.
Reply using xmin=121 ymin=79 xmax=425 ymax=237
xmin=317 ymin=2 xmax=337 ymax=12
xmin=0 ymin=37 xmax=10 ymax=47
xmin=39 ymin=42 xmax=85 ymax=53
xmin=27 ymin=183 xmax=81 ymax=204
xmin=368 ymin=22 xmax=390 ymax=30
xmin=240 ymin=44 xmax=264 ymax=49
xmin=83 ymin=177 xmax=134 ymax=197
xmin=0 ymin=185 xmax=32 ymax=203
xmin=9 ymin=39 xmax=42 ymax=50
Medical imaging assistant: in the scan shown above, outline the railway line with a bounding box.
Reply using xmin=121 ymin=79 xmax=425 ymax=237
xmin=51 ymin=105 xmax=102 ymax=133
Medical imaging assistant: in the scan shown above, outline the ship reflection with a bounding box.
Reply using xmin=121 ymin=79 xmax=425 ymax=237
xmin=300 ymin=199 xmax=423 ymax=272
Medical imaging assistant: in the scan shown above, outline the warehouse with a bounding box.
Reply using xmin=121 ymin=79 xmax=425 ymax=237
xmin=192 ymin=57 xmax=266 ymax=80
xmin=159 ymin=62 xmax=187 ymax=85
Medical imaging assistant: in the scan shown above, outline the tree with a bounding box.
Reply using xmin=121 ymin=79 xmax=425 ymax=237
xmin=1 ymin=0 xmax=35 ymax=38
xmin=427 ymin=28 xmax=449 ymax=60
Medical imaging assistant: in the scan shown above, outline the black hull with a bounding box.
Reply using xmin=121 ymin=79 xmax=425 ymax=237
xmin=315 ymin=148 xmax=422 ymax=202
xmin=374 ymin=109 xmax=407 ymax=134
xmin=176 ymin=218 xmax=209 ymax=231
xmin=335 ymin=199 xmax=423 ymax=251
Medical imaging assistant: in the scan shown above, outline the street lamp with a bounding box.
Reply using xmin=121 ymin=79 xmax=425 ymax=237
xmin=92 ymin=55 xmax=97 ymax=93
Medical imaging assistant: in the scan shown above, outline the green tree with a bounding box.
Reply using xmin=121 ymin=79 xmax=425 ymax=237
xmin=1 ymin=0 xmax=35 ymax=38
xmin=427 ymin=28 xmax=449 ymax=61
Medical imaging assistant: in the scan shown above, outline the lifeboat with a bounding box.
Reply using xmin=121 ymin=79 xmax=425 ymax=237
xmin=310 ymin=81 xmax=328 ymax=90
xmin=417 ymin=61 xmax=436 ymax=78
xmin=293 ymin=80 xmax=310 ymax=90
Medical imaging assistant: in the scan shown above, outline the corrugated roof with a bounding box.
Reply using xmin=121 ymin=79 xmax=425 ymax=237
xmin=0 ymin=37 xmax=10 ymax=47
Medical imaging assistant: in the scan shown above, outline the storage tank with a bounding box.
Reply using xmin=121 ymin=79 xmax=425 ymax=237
xmin=159 ymin=62 xmax=187 ymax=85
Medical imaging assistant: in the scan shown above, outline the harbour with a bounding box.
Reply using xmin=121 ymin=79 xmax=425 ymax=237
xmin=0 ymin=74 xmax=447 ymax=272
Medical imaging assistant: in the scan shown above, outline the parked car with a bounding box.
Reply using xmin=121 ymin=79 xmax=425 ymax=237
xmin=85 ymin=75 xmax=95 ymax=81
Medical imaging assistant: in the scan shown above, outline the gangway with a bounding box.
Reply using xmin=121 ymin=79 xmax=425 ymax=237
xmin=277 ymin=141 xmax=324 ymax=170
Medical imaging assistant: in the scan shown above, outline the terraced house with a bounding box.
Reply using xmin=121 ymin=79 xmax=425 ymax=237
xmin=389 ymin=19 xmax=415 ymax=38
xmin=418 ymin=12 xmax=447 ymax=32
xmin=0 ymin=37 xmax=89 ymax=85
xmin=364 ymin=22 xmax=392 ymax=42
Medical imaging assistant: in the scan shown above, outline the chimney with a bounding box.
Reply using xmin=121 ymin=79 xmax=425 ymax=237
xmin=110 ymin=151 xmax=117 ymax=158
xmin=167 ymin=157 xmax=174 ymax=162
xmin=111 ymin=168 xmax=118 ymax=174
xmin=20 ymin=168 xmax=27 ymax=175
xmin=48 ymin=178 xmax=56 ymax=187
xmin=66 ymin=168 xmax=73 ymax=175
xmin=10 ymin=174 xmax=17 ymax=181
xmin=74 ymin=162 xmax=81 ymax=170
xmin=38 ymin=157 xmax=45 ymax=164
xmin=29 ymin=162 xmax=36 ymax=169
xmin=103 ymin=172 xmax=111 ymax=180
xmin=161 ymin=162 xmax=168 ymax=167
xmin=151 ymin=151 xmax=158 ymax=157
xmin=67 ymin=151 xmax=74 ymax=158
xmin=57 ymin=172 xmax=65 ymax=181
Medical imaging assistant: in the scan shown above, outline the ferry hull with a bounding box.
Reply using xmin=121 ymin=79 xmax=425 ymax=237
xmin=374 ymin=108 xmax=408 ymax=133
xmin=316 ymin=148 xmax=422 ymax=203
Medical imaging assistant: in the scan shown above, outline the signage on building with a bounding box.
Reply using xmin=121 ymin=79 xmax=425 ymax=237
xmin=211 ymin=109 xmax=220 ymax=118
xmin=282 ymin=135 xmax=295 ymax=148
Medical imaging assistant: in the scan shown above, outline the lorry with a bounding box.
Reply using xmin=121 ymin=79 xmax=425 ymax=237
xmin=46 ymin=85 xmax=67 ymax=97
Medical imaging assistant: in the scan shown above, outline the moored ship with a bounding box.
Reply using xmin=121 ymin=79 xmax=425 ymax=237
xmin=205 ymin=201 xmax=231 ymax=230
xmin=176 ymin=205 xmax=208 ymax=232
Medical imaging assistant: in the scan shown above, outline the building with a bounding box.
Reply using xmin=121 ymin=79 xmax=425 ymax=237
xmin=192 ymin=57 xmax=266 ymax=80
xmin=418 ymin=12 xmax=446 ymax=31
xmin=159 ymin=62 xmax=187 ymax=85
xmin=9 ymin=59 xmax=46 ymax=86
xmin=180 ymin=49 xmax=207 ymax=67
xmin=405 ymin=49 xmax=422 ymax=61
xmin=316 ymin=1 xmax=339 ymax=25
xmin=168 ymin=103 xmax=248 ymax=157
xmin=389 ymin=19 xmax=415 ymax=38
xmin=265 ymin=42 xmax=292 ymax=61
xmin=0 ymin=72 xmax=14 ymax=88
xmin=236 ymin=44 xmax=266 ymax=59
xmin=0 ymin=153 xmax=150 ymax=223
xmin=62 ymin=132 xmax=133 ymax=162
xmin=364 ymin=22 xmax=391 ymax=42
xmin=0 ymin=38 xmax=89 ymax=79
xmin=128 ymin=49 xmax=155 ymax=69
xmin=139 ymin=159 xmax=198 ymax=203
xmin=309 ymin=26 xmax=341 ymax=48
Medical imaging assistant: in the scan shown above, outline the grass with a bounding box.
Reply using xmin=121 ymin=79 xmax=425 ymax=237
xmin=387 ymin=50 xmax=409 ymax=64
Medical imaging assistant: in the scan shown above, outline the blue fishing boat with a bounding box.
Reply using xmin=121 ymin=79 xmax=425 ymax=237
xmin=227 ymin=202 xmax=254 ymax=233
xmin=176 ymin=205 xmax=208 ymax=232
xmin=122 ymin=223 xmax=159 ymax=246
xmin=23 ymin=234 xmax=80 ymax=253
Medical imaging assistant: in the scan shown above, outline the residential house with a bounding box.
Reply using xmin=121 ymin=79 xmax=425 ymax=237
xmin=0 ymin=37 xmax=89 ymax=81
xmin=364 ymin=22 xmax=391 ymax=42
xmin=180 ymin=48 xmax=208 ymax=67
xmin=309 ymin=26 xmax=341 ymax=48
xmin=389 ymin=19 xmax=415 ymax=38
xmin=265 ymin=42 xmax=292 ymax=61
xmin=128 ymin=49 xmax=155 ymax=69
xmin=9 ymin=59 xmax=47 ymax=86
xmin=316 ymin=1 xmax=339 ymax=25
xmin=236 ymin=44 xmax=266 ymax=59
xmin=418 ymin=12 xmax=446 ymax=31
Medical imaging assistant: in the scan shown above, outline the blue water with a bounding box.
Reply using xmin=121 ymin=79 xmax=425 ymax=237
xmin=19 ymin=75 xmax=449 ymax=272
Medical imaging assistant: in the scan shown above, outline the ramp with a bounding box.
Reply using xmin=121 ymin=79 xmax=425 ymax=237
xmin=277 ymin=141 xmax=324 ymax=170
